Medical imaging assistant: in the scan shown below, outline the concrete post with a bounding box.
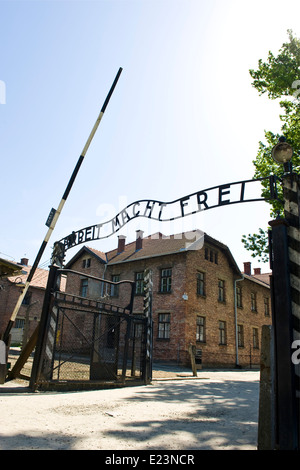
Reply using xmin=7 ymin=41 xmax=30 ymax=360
xmin=257 ymin=325 xmax=276 ymax=449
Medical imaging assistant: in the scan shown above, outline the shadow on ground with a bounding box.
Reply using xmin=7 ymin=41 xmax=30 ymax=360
xmin=0 ymin=372 xmax=259 ymax=450
xmin=100 ymin=377 xmax=259 ymax=450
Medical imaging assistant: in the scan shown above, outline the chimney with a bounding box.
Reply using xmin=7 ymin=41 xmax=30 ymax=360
xmin=20 ymin=258 xmax=29 ymax=266
xmin=136 ymin=230 xmax=144 ymax=251
xmin=117 ymin=235 xmax=126 ymax=253
xmin=254 ymin=268 xmax=261 ymax=275
xmin=243 ymin=262 xmax=251 ymax=275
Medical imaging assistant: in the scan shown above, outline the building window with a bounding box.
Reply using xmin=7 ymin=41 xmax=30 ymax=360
xmin=253 ymin=327 xmax=259 ymax=349
xmin=236 ymin=286 xmax=243 ymax=308
xmin=196 ymin=316 xmax=206 ymax=342
xmin=264 ymin=297 xmax=270 ymax=316
xmin=15 ymin=318 xmax=25 ymax=329
xmin=218 ymin=280 xmax=225 ymax=302
xmin=251 ymin=293 xmax=257 ymax=312
xmin=22 ymin=292 xmax=31 ymax=306
xmin=106 ymin=317 xmax=117 ymax=348
xmin=82 ymin=258 xmax=91 ymax=268
xmin=205 ymin=247 xmax=218 ymax=264
xmin=219 ymin=320 xmax=226 ymax=345
xmin=196 ymin=272 xmax=205 ymax=296
xmin=135 ymin=272 xmax=144 ymax=295
xmin=75 ymin=314 xmax=85 ymax=339
xmin=133 ymin=320 xmax=143 ymax=339
xmin=160 ymin=268 xmax=172 ymax=293
xmin=80 ymin=278 xmax=88 ymax=297
xmin=237 ymin=324 xmax=244 ymax=347
xmin=111 ymin=275 xmax=120 ymax=297
xmin=158 ymin=313 xmax=170 ymax=339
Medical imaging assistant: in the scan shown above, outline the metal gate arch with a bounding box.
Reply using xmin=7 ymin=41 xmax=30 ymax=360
xmin=30 ymin=265 xmax=151 ymax=391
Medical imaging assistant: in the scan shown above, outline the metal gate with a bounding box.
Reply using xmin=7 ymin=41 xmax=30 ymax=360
xmin=30 ymin=266 xmax=150 ymax=391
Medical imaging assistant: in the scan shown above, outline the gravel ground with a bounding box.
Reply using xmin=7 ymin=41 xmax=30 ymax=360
xmin=0 ymin=367 xmax=260 ymax=451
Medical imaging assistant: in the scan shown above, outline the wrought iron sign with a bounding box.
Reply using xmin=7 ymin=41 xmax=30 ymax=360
xmin=53 ymin=175 xmax=279 ymax=259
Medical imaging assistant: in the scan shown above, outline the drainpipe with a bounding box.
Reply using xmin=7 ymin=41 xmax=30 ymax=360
xmin=234 ymin=276 xmax=244 ymax=367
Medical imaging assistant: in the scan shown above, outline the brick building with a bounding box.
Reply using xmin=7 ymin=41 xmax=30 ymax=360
xmin=65 ymin=229 xmax=271 ymax=368
xmin=0 ymin=258 xmax=48 ymax=345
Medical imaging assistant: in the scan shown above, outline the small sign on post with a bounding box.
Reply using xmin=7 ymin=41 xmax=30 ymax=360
xmin=188 ymin=344 xmax=197 ymax=377
xmin=0 ymin=340 xmax=7 ymax=384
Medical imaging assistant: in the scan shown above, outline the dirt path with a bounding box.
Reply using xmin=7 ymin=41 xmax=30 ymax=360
xmin=0 ymin=369 xmax=260 ymax=450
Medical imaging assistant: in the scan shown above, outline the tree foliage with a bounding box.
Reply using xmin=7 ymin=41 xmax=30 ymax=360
xmin=242 ymin=30 xmax=300 ymax=262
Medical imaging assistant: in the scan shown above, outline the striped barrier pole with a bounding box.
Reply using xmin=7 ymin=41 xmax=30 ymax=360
xmin=283 ymin=173 xmax=300 ymax=448
xmin=2 ymin=67 xmax=123 ymax=345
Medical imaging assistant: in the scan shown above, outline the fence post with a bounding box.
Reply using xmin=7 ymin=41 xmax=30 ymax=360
xmin=257 ymin=325 xmax=276 ymax=449
xmin=143 ymin=269 xmax=153 ymax=384
xmin=283 ymin=173 xmax=300 ymax=449
xmin=29 ymin=265 xmax=59 ymax=390
xmin=269 ymin=217 xmax=298 ymax=449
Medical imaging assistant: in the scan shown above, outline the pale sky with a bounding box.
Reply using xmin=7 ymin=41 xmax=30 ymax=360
xmin=1 ymin=0 xmax=300 ymax=272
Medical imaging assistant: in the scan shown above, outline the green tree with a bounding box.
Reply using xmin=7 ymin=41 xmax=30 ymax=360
xmin=242 ymin=30 xmax=300 ymax=263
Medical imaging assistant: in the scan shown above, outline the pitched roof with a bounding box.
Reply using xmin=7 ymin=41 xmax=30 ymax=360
xmin=251 ymin=272 xmax=271 ymax=285
xmin=65 ymin=229 xmax=243 ymax=277
xmin=106 ymin=230 xmax=204 ymax=264
xmin=0 ymin=258 xmax=23 ymax=278
xmin=203 ymin=233 xmax=241 ymax=277
xmin=7 ymin=264 xmax=49 ymax=289
xmin=106 ymin=229 xmax=242 ymax=277
xmin=85 ymin=247 xmax=107 ymax=262
xmin=243 ymin=272 xmax=271 ymax=288
xmin=65 ymin=245 xmax=107 ymax=268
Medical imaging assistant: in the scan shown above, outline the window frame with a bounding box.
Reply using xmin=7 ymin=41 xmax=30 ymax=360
xmin=135 ymin=272 xmax=144 ymax=295
xmin=264 ymin=297 xmax=270 ymax=316
xmin=160 ymin=268 xmax=172 ymax=293
xmin=251 ymin=292 xmax=257 ymax=312
xmin=196 ymin=315 xmax=206 ymax=343
xmin=15 ymin=318 xmax=25 ymax=329
xmin=196 ymin=271 xmax=206 ymax=297
xmin=22 ymin=292 xmax=32 ymax=306
xmin=219 ymin=320 xmax=227 ymax=345
xmin=80 ymin=278 xmax=88 ymax=298
xmin=237 ymin=324 xmax=244 ymax=347
xmin=204 ymin=246 xmax=218 ymax=264
xmin=82 ymin=258 xmax=91 ymax=268
xmin=111 ymin=274 xmax=120 ymax=297
xmin=157 ymin=313 xmax=171 ymax=339
xmin=218 ymin=279 xmax=226 ymax=303
xmin=253 ymin=327 xmax=259 ymax=349
xmin=236 ymin=285 xmax=243 ymax=308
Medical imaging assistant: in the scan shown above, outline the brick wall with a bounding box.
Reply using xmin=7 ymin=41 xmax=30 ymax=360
xmin=62 ymin=242 xmax=271 ymax=368
xmin=107 ymin=252 xmax=188 ymax=364
xmin=235 ymin=276 xmax=272 ymax=367
xmin=184 ymin=243 xmax=238 ymax=366
xmin=185 ymin=246 xmax=271 ymax=367
xmin=0 ymin=278 xmax=45 ymax=344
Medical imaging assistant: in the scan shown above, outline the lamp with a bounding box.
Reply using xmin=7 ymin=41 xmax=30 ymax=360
xmin=272 ymin=136 xmax=293 ymax=174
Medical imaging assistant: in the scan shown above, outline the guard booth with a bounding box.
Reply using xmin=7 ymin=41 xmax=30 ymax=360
xmin=30 ymin=265 xmax=151 ymax=391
